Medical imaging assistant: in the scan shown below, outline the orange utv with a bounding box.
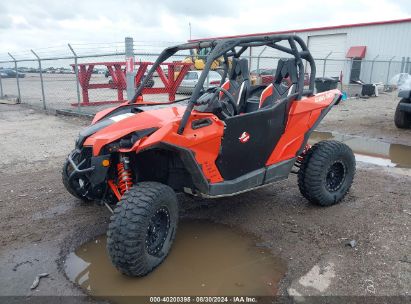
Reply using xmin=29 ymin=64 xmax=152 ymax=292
xmin=63 ymin=35 xmax=356 ymax=276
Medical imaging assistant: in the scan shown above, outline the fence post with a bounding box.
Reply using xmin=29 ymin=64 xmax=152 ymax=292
xmin=385 ymin=56 xmax=395 ymax=85
xmin=68 ymin=44 xmax=81 ymax=112
xmin=31 ymin=50 xmax=46 ymax=110
xmin=8 ymin=53 xmax=21 ymax=102
xmin=0 ymin=72 xmax=3 ymax=99
xmin=369 ymin=55 xmax=379 ymax=83
xmin=323 ymin=51 xmax=332 ymax=77
xmin=125 ymin=37 xmax=135 ymax=100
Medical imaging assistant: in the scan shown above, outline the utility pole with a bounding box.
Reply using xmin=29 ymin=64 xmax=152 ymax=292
xmin=189 ymin=22 xmax=192 ymax=40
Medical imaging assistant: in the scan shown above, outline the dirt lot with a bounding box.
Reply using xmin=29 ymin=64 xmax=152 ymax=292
xmin=319 ymin=91 xmax=411 ymax=146
xmin=0 ymin=92 xmax=410 ymax=302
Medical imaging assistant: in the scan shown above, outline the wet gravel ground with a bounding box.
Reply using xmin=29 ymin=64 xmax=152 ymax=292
xmin=319 ymin=91 xmax=411 ymax=146
xmin=0 ymin=98 xmax=410 ymax=301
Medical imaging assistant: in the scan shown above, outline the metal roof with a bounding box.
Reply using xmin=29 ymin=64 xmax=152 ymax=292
xmin=189 ymin=18 xmax=411 ymax=42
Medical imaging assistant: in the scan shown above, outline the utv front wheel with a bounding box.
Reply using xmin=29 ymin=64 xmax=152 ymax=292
xmin=298 ymin=141 xmax=355 ymax=206
xmin=107 ymin=182 xmax=178 ymax=276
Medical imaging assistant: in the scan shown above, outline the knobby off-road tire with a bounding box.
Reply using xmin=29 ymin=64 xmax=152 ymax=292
xmin=298 ymin=140 xmax=355 ymax=206
xmin=107 ymin=182 xmax=178 ymax=276
xmin=61 ymin=153 xmax=91 ymax=202
xmin=394 ymin=98 xmax=411 ymax=129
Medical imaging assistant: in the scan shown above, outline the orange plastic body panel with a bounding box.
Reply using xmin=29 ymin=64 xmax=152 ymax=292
xmin=219 ymin=80 xmax=230 ymax=99
xmin=84 ymin=107 xmax=185 ymax=155
xmin=259 ymin=84 xmax=273 ymax=108
xmin=91 ymin=106 xmax=118 ymax=124
xmin=266 ymin=90 xmax=340 ymax=165
xmin=138 ymin=113 xmax=225 ymax=183
xmin=84 ymin=107 xmax=225 ymax=183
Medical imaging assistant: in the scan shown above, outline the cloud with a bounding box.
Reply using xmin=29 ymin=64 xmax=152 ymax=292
xmin=0 ymin=0 xmax=409 ymax=59
xmin=159 ymin=0 xmax=232 ymax=17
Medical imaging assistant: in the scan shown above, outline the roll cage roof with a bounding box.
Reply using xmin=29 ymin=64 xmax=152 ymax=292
xmin=130 ymin=34 xmax=317 ymax=134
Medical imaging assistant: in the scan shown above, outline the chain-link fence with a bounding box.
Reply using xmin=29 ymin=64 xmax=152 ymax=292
xmin=0 ymin=41 xmax=129 ymax=114
xmin=246 ymin=46 xmax=410 ymax=82
xmin=1 ymin=39 xmax=410 ymax=115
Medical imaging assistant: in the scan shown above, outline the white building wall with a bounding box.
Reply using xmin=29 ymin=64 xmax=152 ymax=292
xmin=248 ymin=21 xmax=411 ymax=84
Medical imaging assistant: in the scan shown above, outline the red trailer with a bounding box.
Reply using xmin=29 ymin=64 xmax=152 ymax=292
xmin=71 ymin=61 xmax=191 ymax=106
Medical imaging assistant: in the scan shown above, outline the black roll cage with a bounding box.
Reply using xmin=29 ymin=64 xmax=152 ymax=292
xmin=129 ymin=34 xmax=316 ymax=135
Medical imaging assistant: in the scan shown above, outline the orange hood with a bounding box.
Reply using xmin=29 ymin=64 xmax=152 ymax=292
xmin=84 ymin=106 xmax=186 ymax=155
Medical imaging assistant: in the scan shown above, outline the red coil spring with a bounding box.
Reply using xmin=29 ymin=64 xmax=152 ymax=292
xmin=297 ymin=144 xmax=312 ymax=164
xmin=117 ymin=162 xmax=133 ymax=195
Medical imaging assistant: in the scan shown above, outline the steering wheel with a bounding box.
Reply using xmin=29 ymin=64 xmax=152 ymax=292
xmin=211 ymin=87 xmax=238 ymax=116
xmin=194 ymin=86 xmax=238 ymax=117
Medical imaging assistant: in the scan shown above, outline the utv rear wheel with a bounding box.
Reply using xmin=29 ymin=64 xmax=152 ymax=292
xmin=298 ymin=140 xmax=355 ymax=206
xmin=394 ymin=99 xmax=411 ymax=129
xmin=107 ymin=182 xmax=178 ymax=276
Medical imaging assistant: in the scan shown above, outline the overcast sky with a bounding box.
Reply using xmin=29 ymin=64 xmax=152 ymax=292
xmin=0 ymin=0 xmax=410 ymax=58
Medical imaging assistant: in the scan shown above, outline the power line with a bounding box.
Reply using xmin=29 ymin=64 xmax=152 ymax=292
xmin=70 ymin=41 xmax=124 ymax=46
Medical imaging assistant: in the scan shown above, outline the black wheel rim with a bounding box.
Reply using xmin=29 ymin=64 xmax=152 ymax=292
xmin=146 ymin=207 xmax=170 ymax=256
xmin=325 ymin=161 xmax=346 ymax=192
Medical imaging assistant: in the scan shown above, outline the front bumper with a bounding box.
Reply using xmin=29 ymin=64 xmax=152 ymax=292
xmin=67 ymin=149 xmax=110 ymax=198
xmin=67 ymin=149 xmax=94 ymax=185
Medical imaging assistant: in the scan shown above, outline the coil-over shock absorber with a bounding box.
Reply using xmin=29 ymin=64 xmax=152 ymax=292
xmin=295 ymin=144 xmax=311 ymax=168
xmin=117 ymin=154 xmax=133 ymax=195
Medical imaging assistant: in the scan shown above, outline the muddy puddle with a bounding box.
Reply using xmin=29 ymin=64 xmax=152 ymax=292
xmin=310 ymin=131 xmax=411 ymax=168
xmin=65 ymin=220 xmax=286 ymax=301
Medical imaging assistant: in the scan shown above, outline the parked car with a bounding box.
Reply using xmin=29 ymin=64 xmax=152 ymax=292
xmin=60 ymin=68 xmax=74 ymax=74
xmin=177 ymin=70 xmax=222 ymax=94
xmin=45 ymin=68 xmax=56 ymax=74
xmin=0 ymin=69 xmax=25 ymax=78
xmin=17 ymin=67 xmax=29 ymax=73
xmin=29 ymin=68 xmax=46 ymax=73
xmin=27 ymin=68 xmax=39 ymax=73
